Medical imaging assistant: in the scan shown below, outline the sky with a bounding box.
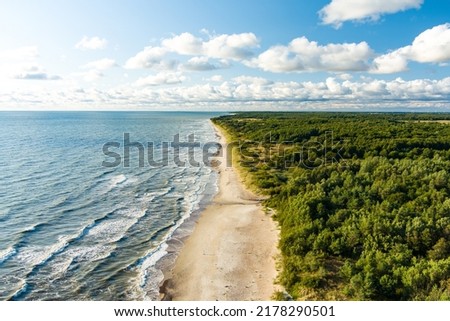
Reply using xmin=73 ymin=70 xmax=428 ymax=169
xmin=0 ymin=0 xmax=450 ymax=111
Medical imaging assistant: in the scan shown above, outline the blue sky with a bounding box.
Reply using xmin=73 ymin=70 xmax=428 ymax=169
xmin=1 ymin=0 xmax=450 ymax=110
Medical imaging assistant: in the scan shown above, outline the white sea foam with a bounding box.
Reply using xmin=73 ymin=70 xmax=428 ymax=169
xmin=140 ymin=243 xmax=169 ymax=281
xmin=141 ymin=186 xmax=173 ymax=203
xmin=15 ymin=236 xmax=70 ymax=268
xmin=64 ymin=244 xmax=115 ymax=263
xmin=52 ymin=205 xmax=149 ymax=268
xmin=31 ymin=204 xmax=147 ymax=280
xmin=134 ymin=177 xmax=209 ymax=297
xmin=88 ymin=219 xmax=129 ymax=240
xmin=112 ymin=147 xmax=214 ymax=299
xmin=94 ymin=173 xmax=128 ymax=197
xmin=0 ymin=246 xmax=16 ymax=264
xmin=109 ymin=174 xmax=127 ymax=188
xmin=141 ymin=266 xmax=165 ymax=301
xmin=60 ymin=185 xmax=177 ymax=279
xmin=48 ymin=256 xmax=73 ymax=279
xmin=9 ymin=279 xmax=28 ymax=300
xmin=0 ymin=113 xmax=219 ymax=300
xmin=137 ymin=242 xmax=169 ymax=297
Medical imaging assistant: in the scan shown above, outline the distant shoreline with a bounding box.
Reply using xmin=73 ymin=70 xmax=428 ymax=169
xmin=160 ymin=121 xmax=279 ymax=300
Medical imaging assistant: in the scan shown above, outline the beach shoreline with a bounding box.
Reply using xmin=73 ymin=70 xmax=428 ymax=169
xmin=160 ymin=121 xmax=279 ymax=301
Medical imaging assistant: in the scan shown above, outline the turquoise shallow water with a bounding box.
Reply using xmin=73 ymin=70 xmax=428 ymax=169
xmin=0 ymin=111 xmax=220 ymax=300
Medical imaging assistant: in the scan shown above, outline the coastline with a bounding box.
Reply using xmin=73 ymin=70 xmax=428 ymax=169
xmin=161 ymin=121 xmax=279 ymax=300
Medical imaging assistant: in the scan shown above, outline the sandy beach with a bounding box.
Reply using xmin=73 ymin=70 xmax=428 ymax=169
xmin=163 ymin=123 xmax=279 ymax=301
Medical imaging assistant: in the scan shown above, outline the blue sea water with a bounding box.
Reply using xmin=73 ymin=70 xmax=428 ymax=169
xmin=0 ymin=111 xmax=221 ymax=300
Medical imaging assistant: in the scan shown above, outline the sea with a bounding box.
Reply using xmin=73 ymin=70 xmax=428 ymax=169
xmin=0 ymin=111 xmax=222 ymax=300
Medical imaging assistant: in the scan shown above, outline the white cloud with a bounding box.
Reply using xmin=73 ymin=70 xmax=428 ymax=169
xmin=406 ymin=23 xmax=450 ymax=63
xmin=3 ymin=76 xmax=450 ymax=110
xmin=82 ymin=58 xmax=117 ymax=70
xmin=202 ymin=33 xmax=259 ymax=60
xmin=208 ymin=75 xmax=223 ymax=82
xmin=162 ymin=32 xmax=259 ymax=60
xmin=71 ymin=69 xmax=104 ymax=82
xmin=135 ymin=71 xmax=186 ymax=87
xmin=0 ymin=46 xmax=61 ymax=81
xmin=0 ymin=46 xmax=39 ymax=60
xmin=183 ymin=56 xmax=216 ymax=71
xmin=82 ymin=70 xmax=104 ymax=82
xmin=124 ymin=46 xmax=175 ymax=70
xmin=233 ymin=75 xmax=273 ymax=86
xmin=75 ymin=36 xmax=108 ymax=50
xmin=75 ymin=59 xmax=116 ymax=82
xmin=125 ymin=28 xmax=450 ymax=75
xmin=15 ymin=73 xmax=60 ymax=80
xmin=319 ymin=0 xmax=423 ymax=28
xmin=338 ymin=73 xmax=353 ymax=80
xmin=371 ymin=51 xmax=409 ymax=74
xmin=125 ymin=32 xmax=257 ymax=71
xmin=124 ymin=76 xmax=450 ymax=105
xmin=371 ymin=24 xmax=450 ymax=74
xmin=250 ymin=36 xmax=372 ymax=72
xmin=183 ymin=56 xmax=230 ymax=71
xmin=4 ymin=27 xmax=450 ymax=110
xmin=162 ymin=33 xmax=202 ymax=55
xmin=12 ymin=64 xmax=61 ymax=80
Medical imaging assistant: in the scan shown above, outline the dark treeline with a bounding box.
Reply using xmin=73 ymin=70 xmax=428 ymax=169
xmin=212 ymin=112 xmax=450 ymax=300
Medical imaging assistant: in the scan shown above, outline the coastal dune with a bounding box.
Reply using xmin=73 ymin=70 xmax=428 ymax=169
xmin=164 ymin=123 xmax=279 ymax=300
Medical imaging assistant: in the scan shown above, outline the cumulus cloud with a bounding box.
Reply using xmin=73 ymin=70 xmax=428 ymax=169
xmin=109 ymin=76 xmax=450 ymax=105
xmin=162 ymin=33 xmax=202 ymax=55
xmin=208 ymin=75 xmax=224 ymax=82
xmin=0 ymin=46 xmax=39 ymax=60
xmin=202 ymin=33 xmax=259 ymax=60
xmin=319 ymin=0 xmax=423 ymax=28
xmin=0 ymin=47 xmax=62 ymax=81
xmin=183 ymin=56 xmax=230 ymax=71
xmin=135 ymin=71 xmax=186 ymax=87
xmin=75 ymin=36 xmax=108 ymax=50
xmin=162 ymin=32 xmax=259 ymax=60
xmin=15 ymin=72 xmax=61 ymax=80
xmin=371 ymin=24 xmax=450 ymax=73
xmin=14 ymin=64 xmax=61 ymax=80
xmin=78 ymin=69 xmax=104 ymax=82
xmin=125 ymin=32 xmax=257 ymax=71
xmin=123 ymin=46 xmax=176 ymax=70
xmin=233 ymin=75 xmax=273 ymax=86
xmin=124 ymin=27 xmax=450 ymax=75
xmin=249 ymin=36 xmax=372 ymax=73
xmin=124 ymin=76 xmax=450 ymax=106
xmin=406 ymin=23 xmax=450 ymax=63
xmin=3 ymin=76 xmax=450 ymax=110
xmin=74 ymin=58 xmax=117 ymax=82
xmin=338 ymin=73 xmax=353 ymax=80
xmin=371 ymin=51 xmax=409 ymax=74
xmin=82 ymin=58 xmax=117 ymax=70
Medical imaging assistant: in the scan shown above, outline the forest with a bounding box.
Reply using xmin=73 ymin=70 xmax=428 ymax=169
xmin=211 ymin=112 xmax=450 ymax=300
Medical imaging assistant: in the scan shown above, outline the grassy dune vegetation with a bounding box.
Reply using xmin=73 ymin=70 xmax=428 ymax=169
xmin=212 ymin=112 xmax=450 ymax=300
